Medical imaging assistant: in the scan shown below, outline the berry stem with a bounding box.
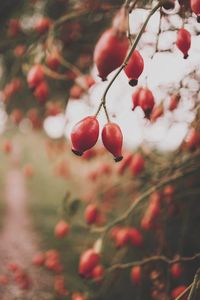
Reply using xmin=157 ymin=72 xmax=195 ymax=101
xmin=95 ymin=1 xmax=162 ymax=118
xmin=106 ymin=253 xmax=200 ymax=273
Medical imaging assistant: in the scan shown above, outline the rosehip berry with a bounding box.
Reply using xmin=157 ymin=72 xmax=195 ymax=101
xmin=132 ymin=87 xmax=142 ymax=111
xmin=138 ymin=88 xmax=155 ymax=118
xmin=169 ymin=94 xmax=180 ymax=111
xmin=130 ymin=266 xmax=142 ymax=285
xmin=79 ymin=249 xmax=100 ymax=277
xmin=84 ymin=204 xmax=99 ymax=225
xmin=91 ymin=264 xmax=105 ymax=281
xmin=190 ymin=0 xmax=200 ymax=22
xmin=32 ymin=252 xmax=45 ymax=266
xmin=150 ymin=104 xmax=164 ymax=122
xmin=130 ymin=153 xmax=145 ymax=176
xmin=35 ymin=18 xmax=52 ymax=34
xmin=170 ymin=263 xmax=183 ymax=279
xmin=185 ymin=128 xmax=200 ymax=150
xmin=127 ymin=228 xmax=143 ymax=247
xmin=176 ymin=28 xmax=191 ymax=59
xmin=34 ymin=80 xmax=49 ymax=103
xmin=124 ymin=50 xmax=144 ymax=86
xmin=71 ymin=116 xmax=99 ymax=156
xmin=27 ymin=65 xmax=44 ymax=89
xmin=171 ymin=285 xmax=187 ymax=299
xmin=102 ymin=123 xmax=123 ymax=162
xmin=54 ymin=220 xmax=70 ymax=238
xmin=94 ymin=28 xmax=129 ymax=81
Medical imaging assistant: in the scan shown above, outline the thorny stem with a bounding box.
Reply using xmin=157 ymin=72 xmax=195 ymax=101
xmin=106 ymin=253 xmax=200 ymax=273
xmin=95 ymin=2 xmax=162 ymax=120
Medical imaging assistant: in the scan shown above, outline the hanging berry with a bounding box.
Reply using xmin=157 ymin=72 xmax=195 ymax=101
xmin=138 ymin=87 xmax=155 ymax=118
xmin=169 ymin=94 xmax=180 ymax=111
xmin=170 ymin=262 xmax=183 ymax=279
xmin=34 ymin=80 xmax=49 ymax=103
xmin=176 ymin=28 xmax=191 ymax=59
xmin=71 ymin=116 xmax=99 ymax=156
xmin=190 ymin=0 xmax=200 ymax=22
xmin=79 ymin=249 xmax=100 ymax=277
xmin=102 ymin=123 xmax=123 ymax=162
xmin=132 ymin=87 xmax=142 ymax=111
xmin=94 ymin=28 xmax=129 ymax=81
xmin=150 ymin=104 xmax=164 ymax=122
xmin=130 ymin=266 xmax=142 ymax=285
xmin=84 ymin=204 xmax=99 ymax=225
xmin=130 ymin=153 xmax=145 ymax=176
xmin=54 ymin=220 xmax=70 ymax=238
xmin=124 ymin=50 xmax=144 ymax=86
xmin=27 ymin=65 xmax=44 ymax=89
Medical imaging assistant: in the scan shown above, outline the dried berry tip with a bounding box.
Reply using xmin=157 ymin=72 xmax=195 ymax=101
xmin=72 ymin=149 xmax=83 ymax=156
xmin=129 ymin=79 xmax=138 ymax=87
xmin=114 ymin=156 xmax=123 ymax=162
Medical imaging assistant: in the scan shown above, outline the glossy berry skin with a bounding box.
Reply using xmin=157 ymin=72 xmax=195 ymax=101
xmin=190 ymin=0 xmax=200 ymax=22
xmin=84 ymin=204 xmax=99 ymax=225
xmin=176 ymin=28 xmax=191 ymax=59
xmin=79 ymin=249 xmax=100 ymax=277
xmin=27 ymin=65 xmax=44 ymax=89
xmin=94 ymin=28 xmax=129 ymax=81
xmin=71 ymin=116 xmax=99 ymax=156
xmin=138 ymin=88 xmax=155 ymax=119
xmin=102 ymin=123 xmax=123 ymax=162
xmin=130 ymin=266 xmax=142 ymax=285
xmin=54 ymin=220 xmax=70 ymax=238
xmin=124 ymin=50 xmax=144 ymax=86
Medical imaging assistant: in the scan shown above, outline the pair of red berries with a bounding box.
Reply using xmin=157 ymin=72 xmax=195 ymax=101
xmin=94 ymin=28 xmax=144 ymax=85
xmin=71 ymin=116 xmax=123 ymax=162
xmin=27 ymin=64 xmax=49 ymax=103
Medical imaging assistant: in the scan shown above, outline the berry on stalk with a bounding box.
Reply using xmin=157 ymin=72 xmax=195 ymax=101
xmin=102 ymin=123 xmax=123 ymax=162
xmin=124 ymin=50 xmax=144 ymax=86
xmin=71 ymin=116 xmax=99 ymax=156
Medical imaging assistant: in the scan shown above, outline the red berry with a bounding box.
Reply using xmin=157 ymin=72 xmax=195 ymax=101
xmin=138 ymin=88 xmax=155 ymax=118
xmin=27 ymin=65 xmax=44 ymax=89
xmin=132 ymin=87 xmax=142 ymax=111
xmin=0 ymin=275 xmax=9 ymax=285
xmin=35 ymin=18 xmax=52 ymax=34
xmin=124 ymin=50 xmax=144 ymax=86
xmin=72 ymin=293 xmax=86 ymax=300
xmin=79 ymin=249 xmax=100 ymax=277
xmin=46 ymin=52 xmax=60 ymax=70
xmin=150 ymin=105 xmax=164 ymax=122
xmin=102 ymin=123 xmax=123 ymax=162
xmin=170 ymin=263 xmax=183 ymax=279
xmin=169 ymin=94 xmax=180 ymax=111
xmin=69 ymin=85 xmax=84 ymax=99
xmin=8 ymin=19 xmax=21 ymax=37
xmin=91 ymin=264 xmax=105 ymax=281
xmin=127 ymin=228 xmax=143 ymax=247
xmin=94 ymin=28 xmax=129 ymax=81
xmin=185 ymin=128 xmax=200 ymax=150
xmin=171 ymin=285 xmax=187 ymax=299
xmin=71 ymin=116 xmax=99 ymax=156
xmin=55 ymin=220 xmax=70 ymax=238
xmin=176 ymin=28 xmax=191 ymax=59
xmin=34 ymin=80 xmax=49 ymax=102
xmin=84 ymin=204 xmax=99 ymax=225
xmin=190 ymin=0 xmax=200 ymax=22
xmin=130 ymin=153 xmax=145 ymax=176
xmin=130 ymin=266 xmax=142 ymax=285
xmin=32 ymin=252 xmax=45 ymax=266
xmin=114 ymin=228 xmax=130 ymax=247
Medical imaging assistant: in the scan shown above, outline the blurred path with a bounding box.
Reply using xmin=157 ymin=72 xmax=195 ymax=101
xmin=0 ymin=165 xmax=53 ymax=300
